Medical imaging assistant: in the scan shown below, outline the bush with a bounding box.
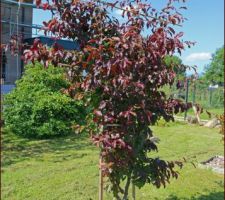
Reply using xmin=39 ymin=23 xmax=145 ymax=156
xmin=3 ymin=63 xmax=86 ymax=138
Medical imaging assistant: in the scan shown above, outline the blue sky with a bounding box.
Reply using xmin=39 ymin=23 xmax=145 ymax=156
xmin=33 ymin=0 xmax=224 ymax=75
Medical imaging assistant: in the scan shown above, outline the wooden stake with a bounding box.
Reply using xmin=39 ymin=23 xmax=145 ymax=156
xmin=192 ymin=105 xmax=201 ymax=124
xmin=99 ymin=155 xmax=103 ymax=200
xmin=184 ymin=79 xmax=189 ymax=120
xmin=132 ymin=182 xmax=135 ymax=200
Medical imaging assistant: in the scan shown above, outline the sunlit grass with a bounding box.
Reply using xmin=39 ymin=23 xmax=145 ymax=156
xmin=2 ymin=123 xmax=224 ymax=200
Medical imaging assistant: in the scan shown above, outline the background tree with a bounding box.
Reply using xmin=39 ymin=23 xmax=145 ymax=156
xmin=164 ymin=55 xmax=186 ymax=79
xmin=203 ymin=46 xmax=224 ymax=85
xmin=162 ymin=55 xmax=187 ymax=100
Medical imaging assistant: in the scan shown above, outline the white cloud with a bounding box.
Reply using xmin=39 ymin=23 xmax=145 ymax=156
xmin=185 ymin=52 xmax=212 ymax=62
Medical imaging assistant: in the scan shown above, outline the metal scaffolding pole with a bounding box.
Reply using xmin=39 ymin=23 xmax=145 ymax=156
xmin=1 ymin=20 xmax=43 ymax=30
xmin=2 ymin=0 xmax=57 ymax=11
xmin=16 ymin=0 xmax=21 ymax=79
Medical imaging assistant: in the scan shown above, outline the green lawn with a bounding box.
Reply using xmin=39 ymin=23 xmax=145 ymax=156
xmin=2 ymin=123 xmax=224 ymax=200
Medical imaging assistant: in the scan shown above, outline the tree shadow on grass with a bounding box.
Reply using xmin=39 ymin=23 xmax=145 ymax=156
xmin=166 ymin=191 xmax=224 ymax=200
xmin=2 ymin=130 xmax=95 ymax=167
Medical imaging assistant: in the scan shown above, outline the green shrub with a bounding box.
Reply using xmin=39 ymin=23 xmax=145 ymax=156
xmin=3 ymin=63 xmax=86 ymax=138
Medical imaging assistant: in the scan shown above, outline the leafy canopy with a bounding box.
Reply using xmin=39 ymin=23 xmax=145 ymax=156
xmin=203 ymin=46 xmax=224 ymax=84
xmin=4 ymin=63 xmax=86 ymax=138
xmin=164 ymin=55 xmax=186 ymax=79
xmin=7 ymin=0 xmax=194 ymax=199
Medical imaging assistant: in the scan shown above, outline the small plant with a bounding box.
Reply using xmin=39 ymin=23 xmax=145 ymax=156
xmin=3 ymin=63 xmax=86 ymax=138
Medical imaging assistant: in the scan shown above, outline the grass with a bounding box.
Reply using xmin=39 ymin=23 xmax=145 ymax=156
xmin=2 ymin=123 xmax=224 ymax=200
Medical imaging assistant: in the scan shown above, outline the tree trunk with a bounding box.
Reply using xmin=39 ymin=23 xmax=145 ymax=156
xmin=122 ymin=175 xmax=131 ymax=200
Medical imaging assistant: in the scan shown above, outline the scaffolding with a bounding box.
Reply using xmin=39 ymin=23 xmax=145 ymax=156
xmin=1 ymin=0 xmax=50 ymax=37
xmin=2 ymin=20 xmax=43 ymax=36
xmin=1 ymin=0 xmax=52 ymax=82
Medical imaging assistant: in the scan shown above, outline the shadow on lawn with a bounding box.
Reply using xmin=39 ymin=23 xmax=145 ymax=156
xmin=2 ymin=130 xmax=95 ymax=167
xmin=166 ymin=191 xmax=224 ymax=200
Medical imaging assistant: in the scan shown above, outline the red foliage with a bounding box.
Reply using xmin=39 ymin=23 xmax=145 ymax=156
xmin=6 ymin=0 xmax=195 ymax=198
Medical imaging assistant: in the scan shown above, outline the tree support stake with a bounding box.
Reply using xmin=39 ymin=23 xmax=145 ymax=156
xmin=99 ymin=155 xmax=103 ymax=200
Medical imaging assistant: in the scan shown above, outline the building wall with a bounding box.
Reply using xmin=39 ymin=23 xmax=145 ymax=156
xmin=1 ymin=0 xmax=33 ymax=84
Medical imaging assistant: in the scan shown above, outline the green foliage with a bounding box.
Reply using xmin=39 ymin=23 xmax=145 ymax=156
xmin=163 ymin=55 xmax=186 ymax=79
xmin=3 ymin=63 xmax=86 ymax=138
xmin=203 ymin=46 xmax=224 ymax=84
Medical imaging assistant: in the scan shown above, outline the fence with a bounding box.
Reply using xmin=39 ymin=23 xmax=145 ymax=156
xmin=169 ymin=80 xmax=224 ymax=109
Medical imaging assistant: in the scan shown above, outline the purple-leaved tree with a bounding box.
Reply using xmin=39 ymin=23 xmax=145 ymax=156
xmin=6 ymin=0 xmax=196 ymax=199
